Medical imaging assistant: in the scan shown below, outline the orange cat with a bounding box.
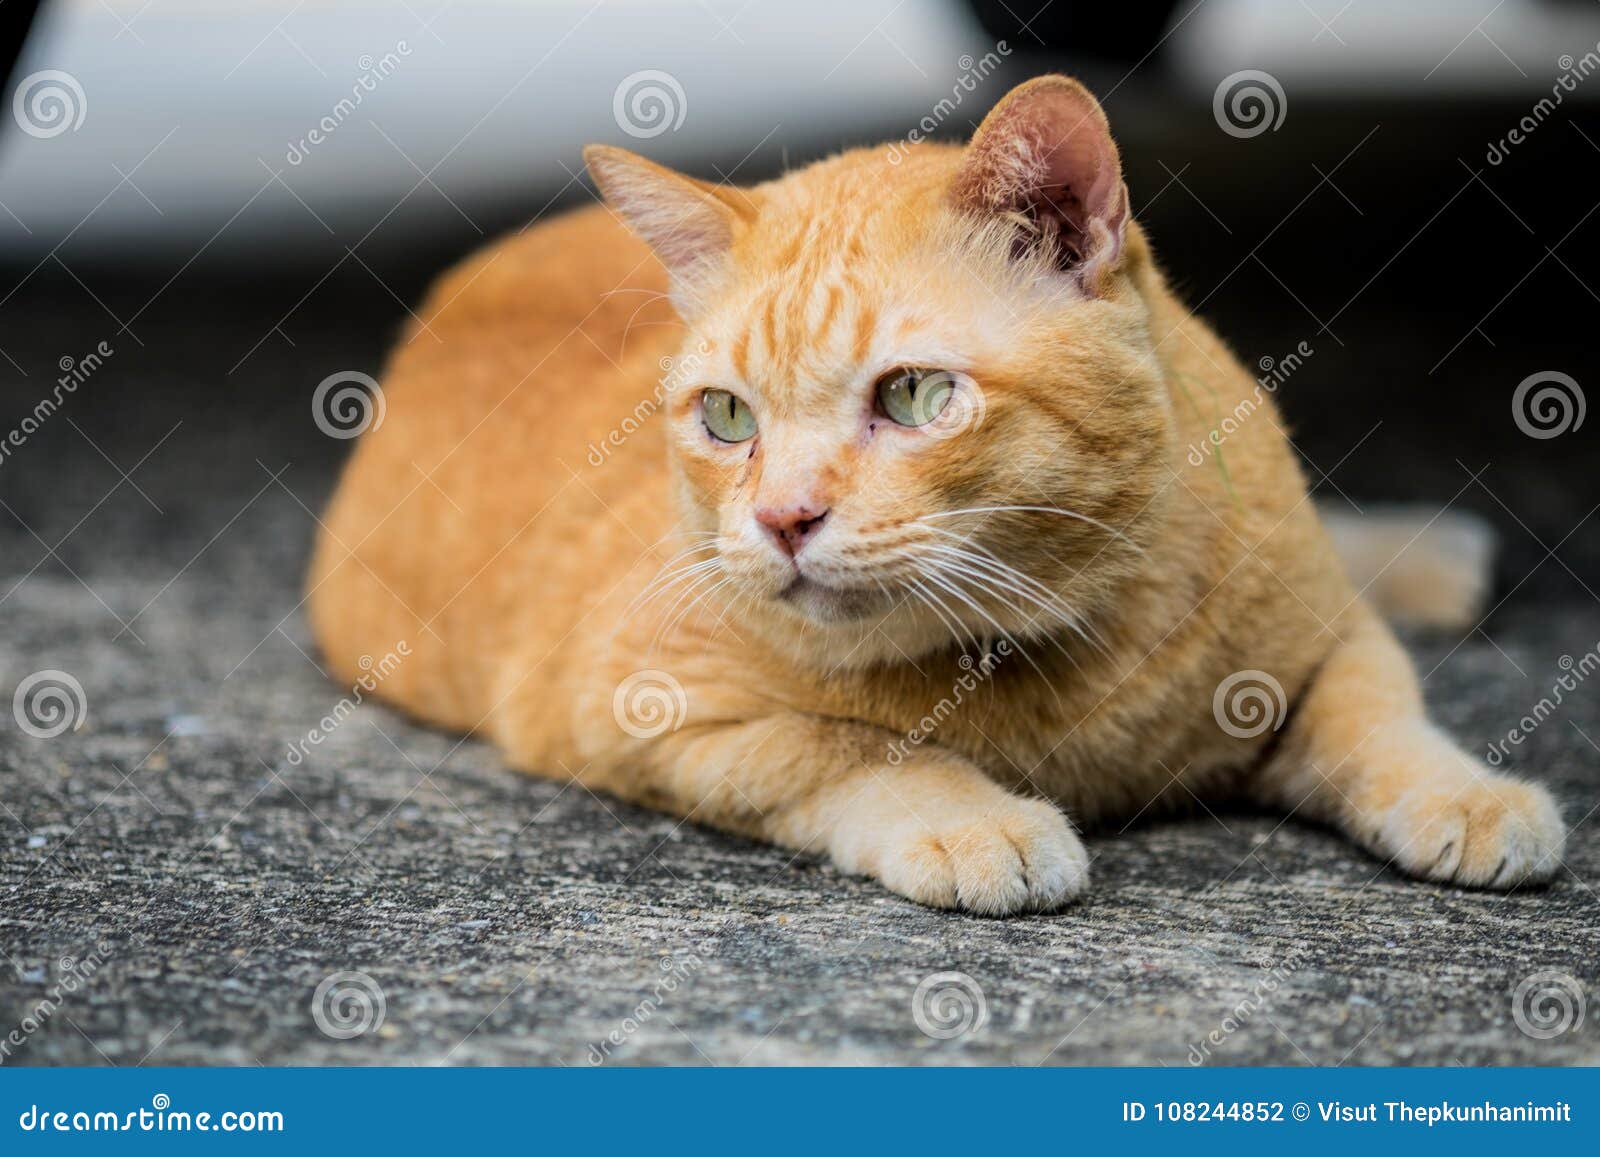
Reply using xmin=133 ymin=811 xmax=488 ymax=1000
xmin=307 ymin=75 xmax=1564 ymax=913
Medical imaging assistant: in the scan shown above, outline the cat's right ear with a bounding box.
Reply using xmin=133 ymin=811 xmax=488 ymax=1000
xmin=951 ymin=75 xmax=1130 ymax=295
xmin=584 ymin=145 xmax=755 ymax=316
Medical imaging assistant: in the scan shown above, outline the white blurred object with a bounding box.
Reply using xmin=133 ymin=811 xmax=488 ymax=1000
xmin=1321 ymin=504 xmax=1498 ymax=632
xmin=8 ymin=0 xmax=1600 ymax=260
xmin=0 ymin=0 xmax=989 ymax=257
xmin=1172 ymin=0 xmax=1600 ymax=97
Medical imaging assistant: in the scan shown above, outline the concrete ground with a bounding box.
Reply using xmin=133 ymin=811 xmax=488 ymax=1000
xmin=0 ymin=277 xmax=1596 ymax=1067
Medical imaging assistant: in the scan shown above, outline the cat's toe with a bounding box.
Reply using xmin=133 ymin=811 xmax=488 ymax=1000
xmin=879 ymin=797 xmax=1088 ymax=915
xmin=1376 ymin=776 xmax=1565 ymax=889
xmin=1001 ymin=797 xmax=1091 ymax=911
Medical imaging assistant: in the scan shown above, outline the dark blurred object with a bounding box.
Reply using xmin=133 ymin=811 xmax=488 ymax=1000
xmin=967 ymin=0 xmax=1182 ymax=62
xmin=2 ymin=0 xmax=42 ymax=92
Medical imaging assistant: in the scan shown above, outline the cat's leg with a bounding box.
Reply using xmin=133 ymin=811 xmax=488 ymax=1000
xmin=588 ymin=714 xmax=1089 ymax=914
xmin=1251 ymin=609 xmax=1565 ymax=887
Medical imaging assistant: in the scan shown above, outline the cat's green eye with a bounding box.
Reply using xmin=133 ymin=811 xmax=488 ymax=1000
xmin=701 ymin=388 xmax=757 ymax=443
xmin=876 ymin=368 xmax=955 ymax=427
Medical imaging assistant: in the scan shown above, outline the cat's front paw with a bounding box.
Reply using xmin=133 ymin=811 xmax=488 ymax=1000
xmin=1375 ymin=775 xmax=1565 ymax=888
xmin=872 ymin=795 xmax=1089 ymax=915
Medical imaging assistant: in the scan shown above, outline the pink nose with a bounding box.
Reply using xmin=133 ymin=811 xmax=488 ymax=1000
xmin=756 ymin=504 xmax=831 ymax=558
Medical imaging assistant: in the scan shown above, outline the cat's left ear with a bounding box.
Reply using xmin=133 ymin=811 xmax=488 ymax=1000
xmin=585 ymin=145 xmax=757 ymax=317
xmin=952 ymin=75 xmax=1129 ymax=294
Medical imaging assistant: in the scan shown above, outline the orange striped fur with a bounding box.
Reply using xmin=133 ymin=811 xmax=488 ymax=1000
xmin=307 ymin=76 xmax=1563 ymax=912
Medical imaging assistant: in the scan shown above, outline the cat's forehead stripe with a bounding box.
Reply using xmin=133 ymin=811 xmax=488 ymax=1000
xmin=815 ymin=282 xmax=843 ymax=344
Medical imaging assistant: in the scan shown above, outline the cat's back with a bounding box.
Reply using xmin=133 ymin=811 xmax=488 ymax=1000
xmin=307 ymin=202 xmax=681 ymax=726
xmin=412 ymin=201 xmax=668 ymax=350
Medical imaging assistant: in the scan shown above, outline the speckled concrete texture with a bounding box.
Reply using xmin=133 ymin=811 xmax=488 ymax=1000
xmin=0 ymin=279 xmax=1595 ymax=1067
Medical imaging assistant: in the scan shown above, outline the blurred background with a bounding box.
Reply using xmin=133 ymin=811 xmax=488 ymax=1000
xmin=1 ymin=0 xmax=1596 ymax=604
xmin=0 ymin=0 xmax=1598 ymax=1066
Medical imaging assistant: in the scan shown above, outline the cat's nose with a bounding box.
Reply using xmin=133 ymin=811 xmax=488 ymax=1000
xmin=756 ymin=504 xmax=831 ymax=558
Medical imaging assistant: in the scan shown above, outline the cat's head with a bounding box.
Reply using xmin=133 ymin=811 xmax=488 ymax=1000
xmin=588 ymin=75 xmax=1173 ymax=666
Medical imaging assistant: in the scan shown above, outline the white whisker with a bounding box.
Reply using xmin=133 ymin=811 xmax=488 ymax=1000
xmin=923 ymin=539 xmax=1106 ymax=657
xmin=907 ymin=577 xmax=969 ymax=655
xmin=626 ymin=552 xmax=722 ymax=620
xmin=919 ymin=504 xmax=1144 ymax=555
xmin=646 ymin=564 xmax=727 ymax=652
xmin=923 ymin=525 xmax=1110 ymax=648
xmin=652 ymin=571 xmax=735 ymax=655
xmin=925 ymin=548 xmax=1083 ymax=665
xmin=923 ymin=567 xmax=1063 ymax=706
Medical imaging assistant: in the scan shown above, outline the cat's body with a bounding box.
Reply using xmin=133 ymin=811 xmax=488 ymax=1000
xmin=308 ymin=77 xmax=1564 ymax=912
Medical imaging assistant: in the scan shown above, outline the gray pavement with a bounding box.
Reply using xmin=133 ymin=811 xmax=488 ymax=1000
xmin=0 ymin=278 xmax=1595 ymax=1067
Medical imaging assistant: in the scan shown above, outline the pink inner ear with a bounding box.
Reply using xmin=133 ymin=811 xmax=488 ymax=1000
xmin=585 ymin=146 xmax=741 ymax=300
xmin=646 ymin=205 xmax=733 ymax=276
xmin=956 ymin=85 xmax=1128 ymax=284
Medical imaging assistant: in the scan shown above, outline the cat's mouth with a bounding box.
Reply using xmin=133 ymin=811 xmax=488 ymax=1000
xmin=777 ymin=574 xmax=881 ymax=621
